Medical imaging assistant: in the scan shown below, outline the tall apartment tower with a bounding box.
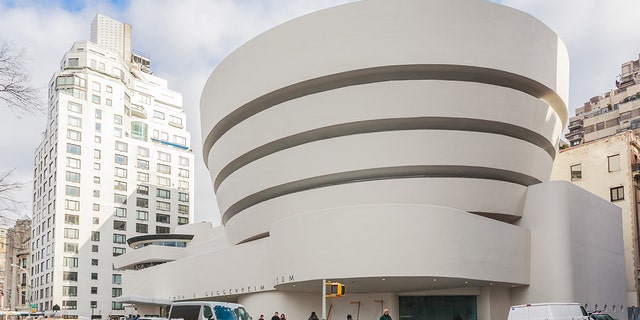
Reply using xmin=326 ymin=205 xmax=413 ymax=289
xmin=566 ymin=54 xmax=640 ymax=146
xmin=31 ymin=14 xmax=194 ymax=318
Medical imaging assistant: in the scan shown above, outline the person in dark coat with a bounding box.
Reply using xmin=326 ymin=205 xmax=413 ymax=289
xmin=379 ymin=309 xmax=391 ymax=320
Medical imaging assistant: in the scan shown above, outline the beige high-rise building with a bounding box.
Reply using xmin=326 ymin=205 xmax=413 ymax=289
xmin=566 ymin=54 xmax=640 ymax=146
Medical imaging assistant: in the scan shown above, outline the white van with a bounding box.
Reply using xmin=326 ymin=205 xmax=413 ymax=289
xmin=508 ymin=303 xmax=589 ymax=320
xmin=168 ymin=301 xmax=252 ymax=320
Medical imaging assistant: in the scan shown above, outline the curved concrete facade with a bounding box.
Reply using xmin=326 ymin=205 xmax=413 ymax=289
xmin=117 ymin=1 xmax=630 ymax=320
xmin=201 ymin=0 xmax=569 ymax=244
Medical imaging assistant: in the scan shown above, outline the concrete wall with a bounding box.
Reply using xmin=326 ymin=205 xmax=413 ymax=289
xmin=514 ymin=181 xmax=627 ymax=318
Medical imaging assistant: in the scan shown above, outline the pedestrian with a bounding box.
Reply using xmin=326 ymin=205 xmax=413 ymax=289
xmin=281 ymin=314 xmax=287 ymax=320
xmin=309 ymin=312 xmax=319 ymax=320
xmin=259 ymin=315 xmax=264 ymax=320
xmin=380 ymin=309 xmax=391 ymax=320
xmin=133 ymin=315 xmax=139 ymax=320
xmin=347 ymin=315 xmax=352 ymax=320
xmin=271 ymin=312 xmax=280 ymax=320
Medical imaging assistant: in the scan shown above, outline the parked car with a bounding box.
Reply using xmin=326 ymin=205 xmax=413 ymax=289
xmin=169 ymin=301 xmax=251 ymax=320
xmin=588 ymin=312 xmax=615 ymax=320
xmin=508 ymin=303 xmax=589 ymax=320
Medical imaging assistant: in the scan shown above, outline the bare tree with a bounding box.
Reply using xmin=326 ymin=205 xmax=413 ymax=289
xmin=0 ymin=40 xmax=43 ymax=116
xmin=0 ymin=170 xmax=26 ymax=214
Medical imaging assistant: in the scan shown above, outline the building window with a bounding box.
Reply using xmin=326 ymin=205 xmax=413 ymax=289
xmin=611 ymin=186 xmax=624 ymax=202
xmin=131 ymin=122 xmax=148 ymax=141
xmin=156 ymin=226 xmax=170 ymax=234
xmin=138 ymin=146 xmax=149 ymax=157
xmin=178 ymin=217 xmax=189 ymax=225
xmin=63 ymin=271 xmax=78 ymax=281
xmin=137 ymin=172 xmax=149 ymax=182
xmin=91 ymin=287 xmax=98 ymax=294
xmin=115 ymin=167 xmax=127 ymax=178
xmin=65 ymin=185 xmax=80 ymax=197
xmin=113 ymin=220 xmax=126 ymax=231
xmin=64 ymin=242 xmax=78 ymax=253
xmin=68 ymin=58 xmax=79 ymax=67
xmin=174 ymin=135 xmax=187 ymax=146
xmin=66 ymin=157 xmax=81 ymax=169
xmin=65 ymin=200 xmax=80 ymax=211
xmin=136 ymin=223 xmax=148 ymax=233
xmin=92 ymin=245 xmax=99 ymax=252
xmin=64 ymin=214 xmax=79 ymax=225
xmin=608 ymin=154 xmax=620 ymax=172
xmin=158 ymin=176 xmax=170 ymax=187
xmin=115 ymin=141 xmax=128 ymax=152
xmin=156 ymin=213 xmax=170 ymax=223
xmin=596 ymin=122 xmax=604 ymax=131
xmin=156 ymin=189 xmax=170 ymax=199
xmin=67 ymin=129 xmax=82 ymax=141
xmin=157 ymin=163 xmax=171 ymax=174
xmin=112 ymin=302 xmax=124 ymax=310
xmin=66 ymin=171 xmax=81 ymax=183
xmin=114 ymin=180 xmax=127 ymax=191
xmin=92 ymin=94 xmax=100 ymax=104
xmin=63 ymin=257 xmax=78 ymax=267
xmin=156 ymin=201 xmax=170 ymax=211
xmin=179 ymin=168 xmax=189 ymax=178
xmin=68 ymin=115 xmax=82 ymax=127
xmin=178 ymin=204 xmax=189 ymax=214
xmin=114 ymin=208 xmax=127 ymax=218
xmin=64 ymin=228 xmax=79 ymax=239
xmin=114 ymin=194 xmax=127 ymax=204
xmin=113 ymin=234 xmax=126 ymax=244
xmin=136 ymin=210 xmax=148 ymax=221
xmin=178 ymin=180 xmax=189 ymax=190
xmin=153 ymin=110 xmax=165 ymax=120
xmin=158 ymin=151 xmax=171 ymax=162
xmin=112 ymin=274 xmax=122 ymax=285
xmin=137 ymin=159 xmax=149 ymax=170
xmin=93 ymin=217 xmax=99 ymax=224
xmin=137 ymin=185 xmax=149 ymax=195
xmin=179 ymin=156 xmax=189 ymax=167
xmin=68 ymin=101 xmax=82 ymax=113
xmin=178 ymin=192 xmax=189 ymax=202
xmin=62 ymin=300 xmax=77 ymax=310
xmin=115 ymin=154 xmax=128 ymax=165
xmin=113 ymin=247 xmax=126 ymax=257
xmin=67 ymin=143 xmax=81 ymax=155
xmin=136 ymin=197 xmax=149 ymax=208
xmin=91 ymin=301 xmax=97 ymax=308
xmin=91 ymin=273 xmax=98 ymax=280
xmin=91 ymin=231 xmax=100 ymax=241
xmin=93 ymin=176 xmax=100 ymax=184
xmin=93 ymin=190 xmax=100 ymax=197
xmin=91 ymin=259 xmax=99 ymax=266
xmin=169 ymin=116 xmax=183 ymax=126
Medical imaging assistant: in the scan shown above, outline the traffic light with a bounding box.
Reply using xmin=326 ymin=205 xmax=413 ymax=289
xmin=325 ymin=282 xmax=346 ymax=297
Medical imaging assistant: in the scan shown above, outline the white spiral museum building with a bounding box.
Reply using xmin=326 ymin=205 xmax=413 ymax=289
xmin=115 ymin=0 xmax=629 ymax=319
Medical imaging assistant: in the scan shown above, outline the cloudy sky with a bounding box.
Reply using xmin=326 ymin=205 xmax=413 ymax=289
xmin=1 ymin=0 xmax=639 ymax=226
